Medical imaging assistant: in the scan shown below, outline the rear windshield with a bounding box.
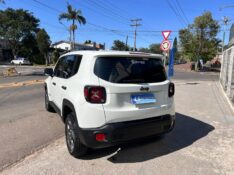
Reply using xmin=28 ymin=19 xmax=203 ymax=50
xmin=94 ymin=57 xmax=167 ymax=84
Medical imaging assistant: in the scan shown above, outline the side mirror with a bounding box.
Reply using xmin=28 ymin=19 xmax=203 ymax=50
xmin=44 ymin=68 xmax=53 ymax=77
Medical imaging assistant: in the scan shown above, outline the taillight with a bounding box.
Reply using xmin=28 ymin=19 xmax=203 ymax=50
xmin=168 ymin=82 xmax=175 ymax=97
xmin=84 ymin=86 xmax=106 ymax=103
xmin=95 ymin=133 xmax=106 ymax=142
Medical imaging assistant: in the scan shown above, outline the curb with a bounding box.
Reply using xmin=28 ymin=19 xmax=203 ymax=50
xmin=174 ymin=68 xmax=191 ymax=72
xmin=218 ymin=81 xmax=234 ymax=113
xmin=0 ymin=79 xmax=44 ymax=89
xmin=0 ymin=135 xmax=64 ymax=173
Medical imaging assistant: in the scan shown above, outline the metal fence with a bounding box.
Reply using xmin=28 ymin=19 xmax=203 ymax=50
xmin=220 ymin=46 xmax=234 ymax=101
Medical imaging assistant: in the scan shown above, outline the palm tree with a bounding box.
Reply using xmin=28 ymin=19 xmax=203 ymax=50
xmin=59 ymin=3 xmax=86 ymax=49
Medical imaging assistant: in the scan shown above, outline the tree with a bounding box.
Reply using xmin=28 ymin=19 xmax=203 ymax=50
xmin=84 ymin=40 xmax=92 ymax=44
xmin=111 ymin=40 xmax=129 ymax=51
xmin=173 ymin=37 xmax=179 ymax=60
xmin=0 ymin=8 xmax=39 ymax=58
xmin=139 ymin=47 xmax=150 ymax=53
xmin=18 ymin=33 xmax=40 ymax=62
xmin=51 ymin=49 xmax=60 ymax=64
xmin=59 ymin=3 xmax=86 ymax=49
xmin=179 ymin=11 xmax=220 ymax=62
xmin=139 ymin=44 xmax=162 ymax=54
xmin=36 ymin=29 xmax=51 ymax=65
xmin=149 ymin=43 xmax=162 ymax=54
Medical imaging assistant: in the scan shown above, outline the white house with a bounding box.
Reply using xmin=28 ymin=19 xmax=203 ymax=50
xmin=52 ymin=41 xmax=71 ymax=51
xmin=52 ymin=41 xmax=105 ymax=51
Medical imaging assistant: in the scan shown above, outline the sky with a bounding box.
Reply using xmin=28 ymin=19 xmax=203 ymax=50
xmin=0 ymin=0 xmax=234 ymax=49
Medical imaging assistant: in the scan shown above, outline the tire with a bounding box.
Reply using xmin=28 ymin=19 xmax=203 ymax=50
xmin=45 ymin=90 xmax=54 ymax=112
xmin=65 ymin=112 xmax=88 ymax=158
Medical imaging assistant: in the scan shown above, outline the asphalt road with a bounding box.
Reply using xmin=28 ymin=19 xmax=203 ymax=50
xmin=0 ymin=83 xmax=64 ymax=170
xmin=0 ymin=75 xmax=45 ymax=84
xmin=0 ymin=69 xmax=220 ymax=171
xmin=2 ymin=70 xmax=234 ymax=175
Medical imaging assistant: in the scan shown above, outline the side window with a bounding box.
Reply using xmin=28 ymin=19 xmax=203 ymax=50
xmin=54 ymin=57 xmax=66 ymax=78
xmin=72 ymin=55 xmax=82 ymax=76
xmin=54 ymin=55 xmax=82 ymax=79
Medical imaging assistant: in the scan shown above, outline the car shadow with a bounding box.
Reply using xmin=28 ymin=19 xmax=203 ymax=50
xmin=81 ymin=113 xmax=215 ymax=163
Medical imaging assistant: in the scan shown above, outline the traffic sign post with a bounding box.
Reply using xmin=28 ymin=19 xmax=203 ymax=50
xmin=168 ymin=48 xmax=175 ymax=79
xmin=160 ymin=30 xmax=174 ymax=78
xmin=162 ymin=30 xmax=171 ymax=40
xmin=160 ymin=40 xmax=171 ymax=52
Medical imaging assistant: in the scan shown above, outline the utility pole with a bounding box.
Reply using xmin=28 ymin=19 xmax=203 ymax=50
xmin=59 ymin=21 xmax=72 ymax=50
xmin=219 ymin=5 xmax=234 ymax=57
xmin=222 ymin=16 xmax=229 ymax=56
xmin=125 ymin=35 xmax=128 ymax=51
xmin=130 ymin=19 xmax=142 ymax=51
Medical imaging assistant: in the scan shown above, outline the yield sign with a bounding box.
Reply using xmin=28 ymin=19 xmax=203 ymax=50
xmin=162 ymin=30 xmax=171 ymax=40
xmin=160 ymin=40 xmax=171 ymax=51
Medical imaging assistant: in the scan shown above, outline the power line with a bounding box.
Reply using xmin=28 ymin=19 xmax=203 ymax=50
xmin=33 ymin=0 xmax=62 ymax=13
xmin=130 ymin=19 xmax=142 ymax=51
xmin=87 ymin=22 xmax=134 ymax=39
xmin=103 ymin=0 xmax=154 ymax=30
xmin=32 ymin=0 xmax=130 ymax=39
xmin=166 ymin=0 xmax=187 ymax=27
xmin=82 ymin=0 xmax=153 ymax=45
xmin=102 ymin=0 xmax=133 ymax=18
xmin=82 ymin=0 xmax=153 ymax=44
xmin=86 ymin=0 xmax=129 ymax=21
xmin=219 ymin=5 xmax=234 ymax=11
xmin=78 ymin=1 xmax=152 ymax=45
xmin=30 ymin=0 xmax=157 ymax=45
xmin=175 ymin=0 xmax=190 ymax=24
xmin=73 ymin=0 xmax=130 ymax=26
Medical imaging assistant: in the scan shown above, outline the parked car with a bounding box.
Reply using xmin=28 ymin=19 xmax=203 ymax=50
xmin=11 ymin=57 xmax=31 ymax=65
xmin=44 ymin=51 xmax=175 ymax=157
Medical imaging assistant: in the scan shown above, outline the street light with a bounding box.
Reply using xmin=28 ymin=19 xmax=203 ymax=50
xmin=59 ymin=21 xmax=72 ymax=49
xmin=220 ymin=17 xmax=234 ymax=63
xmin=219 ymin=5 xmax=234 ymax=11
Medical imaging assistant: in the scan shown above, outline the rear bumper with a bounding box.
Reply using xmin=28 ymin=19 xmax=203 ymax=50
xmin=79 ymin=114 xmax=175 ymax=149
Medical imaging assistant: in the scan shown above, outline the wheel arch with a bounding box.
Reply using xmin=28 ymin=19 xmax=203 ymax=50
xmin=62 ymin=99 xmax=77 ymax=123
xmin=44 ymin=83 xmax=47 ymax=91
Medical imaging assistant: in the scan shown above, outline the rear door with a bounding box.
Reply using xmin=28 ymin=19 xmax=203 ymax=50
xmin=52 ymin=55 xmax=82 ymax=110
xmin=51 ymin=56 xmax=66 ymax=110
xmin=94 ymin=56 xmax=170 ymax=123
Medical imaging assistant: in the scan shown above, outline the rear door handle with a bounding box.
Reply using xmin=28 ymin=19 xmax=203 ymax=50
xmin=52 ymin=82 xmax=56 ymax=86
xmin=61 ymin=86 xmax=67 ymax=90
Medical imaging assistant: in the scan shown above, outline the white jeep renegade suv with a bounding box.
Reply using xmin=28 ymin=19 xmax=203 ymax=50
xmin=44 ymin=51 xmax=175 ymax=158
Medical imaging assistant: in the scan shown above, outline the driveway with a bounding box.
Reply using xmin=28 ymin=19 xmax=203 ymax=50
xmin=1 ymin=75 xmax=234 ymax=175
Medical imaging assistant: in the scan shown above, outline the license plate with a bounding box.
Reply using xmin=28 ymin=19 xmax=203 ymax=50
xmin=131 ymin=93 xmax=156 ymax=104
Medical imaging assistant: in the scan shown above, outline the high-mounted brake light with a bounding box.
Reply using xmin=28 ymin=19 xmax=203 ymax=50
xmin=84 ymin=86 xmax=106 ymax=103
xmin=168 ymin=82 xmax=175 ymax=97
xmin=129 ymin=52 xmax=151 ymax=56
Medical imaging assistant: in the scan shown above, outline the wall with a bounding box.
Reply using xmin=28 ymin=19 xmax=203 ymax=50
xmin=220 ymin=46 xmax=234 ymax=102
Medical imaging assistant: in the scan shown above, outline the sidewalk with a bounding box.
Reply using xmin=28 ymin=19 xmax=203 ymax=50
xmin=1 ymin=79 xmax=234 ymax=175
xmin=0 ymin=65 xmax=45 ymax=78
xmin=174 ymin=63 xmax=191 ymax=72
